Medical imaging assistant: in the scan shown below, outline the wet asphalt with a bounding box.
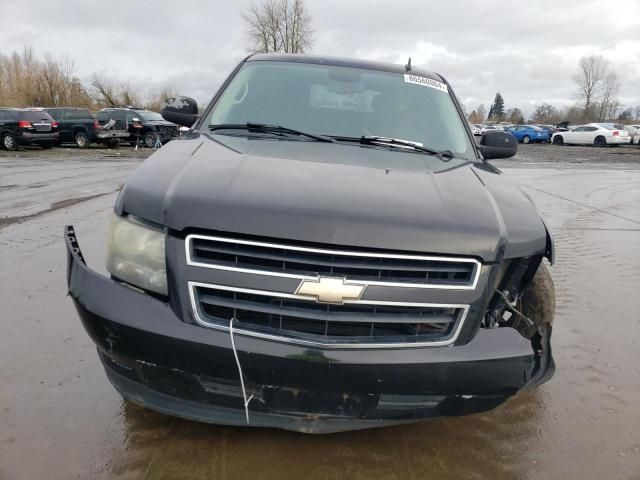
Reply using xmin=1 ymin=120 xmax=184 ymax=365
xmin=1 ymin=144 xmax=639 ymax=479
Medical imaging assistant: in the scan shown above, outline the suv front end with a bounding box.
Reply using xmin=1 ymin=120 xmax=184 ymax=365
xmin=65 ymin=218 xmax=553 ymax=433
xmin=64 ymin=54 xmax=555 ymax=433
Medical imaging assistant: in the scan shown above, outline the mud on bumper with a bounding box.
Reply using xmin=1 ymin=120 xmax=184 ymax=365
xmin=65 ymin=226 xmax=554 ymax=433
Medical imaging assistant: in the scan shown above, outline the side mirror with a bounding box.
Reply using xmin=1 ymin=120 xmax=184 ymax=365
xmin=479 ymin=131 xmax=518 ymax=159
xmin=131 ymin=118 xmax=140 ymax=122
xmin=161 ymin=96 xmax=198 ymax=128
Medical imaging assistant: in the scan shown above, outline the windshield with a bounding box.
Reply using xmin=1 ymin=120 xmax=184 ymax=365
xmin=205 ymin=61 xmax=475 ymax=160
xmin=20 ymin=110 xmax=54 ymax=122
xmin=137 ymin=111 xmax=163 ymax=121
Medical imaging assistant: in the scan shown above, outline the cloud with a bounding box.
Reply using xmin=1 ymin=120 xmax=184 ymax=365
xmin=1 ymin=0 xmax=638 ymax=115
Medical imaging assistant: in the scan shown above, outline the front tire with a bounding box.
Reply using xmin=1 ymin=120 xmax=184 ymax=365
xmin=522 ymin=135 xmax=531 ymax=144
xmin=594 ymin=136 xmax=606 ymax=147
xmin=516 ymin=264 xmax=555 ymax=338
xmin=552 ymin=135 xmax=563 ymax=145
xmin=75 ymin=131 xmax=89 ymax=149
xmin=105 ymin=138 xmax=120 ymax=149
xmin=1 ymin=133 xmax=18 ymax=151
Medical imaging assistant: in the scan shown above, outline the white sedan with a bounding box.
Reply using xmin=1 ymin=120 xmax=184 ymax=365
xmin=480 ymin=125 xmax=498 ymax=134
xmin=625 ymin=124 xmax=640 ymax=143
xmin=552 ymin=123 xmax=631 ymax=147
xmin=469 ymin=124 xmax=482 ymax=136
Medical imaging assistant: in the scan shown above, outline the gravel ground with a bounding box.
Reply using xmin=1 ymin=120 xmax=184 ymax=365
xmin=494 ymin=142 xmax=640 ymax=168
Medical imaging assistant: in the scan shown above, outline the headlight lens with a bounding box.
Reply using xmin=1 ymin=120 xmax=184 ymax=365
xmin=106 ymin=214 xmax=167 ymax=295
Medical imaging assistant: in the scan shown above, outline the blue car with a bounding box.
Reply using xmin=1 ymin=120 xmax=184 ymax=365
xmin=506 ymin=125 xmax=550 ymax=144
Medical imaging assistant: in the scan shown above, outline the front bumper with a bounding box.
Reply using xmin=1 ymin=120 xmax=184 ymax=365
xmin=65 ymin=226 xmax=554 ymax=433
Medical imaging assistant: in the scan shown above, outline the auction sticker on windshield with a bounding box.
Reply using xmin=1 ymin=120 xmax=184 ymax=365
xmin=403 ymin=74 xmax=448 ymax=93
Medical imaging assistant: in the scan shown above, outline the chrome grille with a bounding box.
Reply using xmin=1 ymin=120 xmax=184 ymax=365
xmin=157 ymin=126 xmax=178 ymax=138
xmin=189 ymin=282 xmax=468 ymax=348
xmin=186 ymin=234 xmax=480 ymax=290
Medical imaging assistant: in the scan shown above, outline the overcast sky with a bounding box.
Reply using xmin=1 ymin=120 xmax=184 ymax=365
xmin=2 ymin=0 xmax=639 ymax=116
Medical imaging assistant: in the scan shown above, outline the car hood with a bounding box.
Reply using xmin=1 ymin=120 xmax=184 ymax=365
xmin=116 ymin=134 xmax=547 ymax=262
xmin=143 ymin=120 xmax=178 ymax=128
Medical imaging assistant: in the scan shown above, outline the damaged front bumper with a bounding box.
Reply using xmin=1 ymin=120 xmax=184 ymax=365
xmin=65 ymin=226 xmax=554 ymax=434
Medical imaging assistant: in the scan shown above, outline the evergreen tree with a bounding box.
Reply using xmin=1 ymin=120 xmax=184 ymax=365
xmin=489 ymin=92 xmax=505 ymax=120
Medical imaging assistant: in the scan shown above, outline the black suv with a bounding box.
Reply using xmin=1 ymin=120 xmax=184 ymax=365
xmin=45 ymin=107 xmax=127 ymax=148
xmin=65 ymin=55 xmax=555 ymax=433
xmin=0 ymin=108 xmax=59 ymax=150
xmin=96 ymin=107 xmax=179 ymax=147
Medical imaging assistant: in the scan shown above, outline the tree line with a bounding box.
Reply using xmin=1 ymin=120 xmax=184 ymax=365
xmin=0 ymin=1 xmax=311 ymax=112
xmin=468 ymin=55 xmax=640 ymax=125
xmin=0 ymin=46 xmax=175 ymax=111
xmin=3 ymin=6 xmax=638 ymax=126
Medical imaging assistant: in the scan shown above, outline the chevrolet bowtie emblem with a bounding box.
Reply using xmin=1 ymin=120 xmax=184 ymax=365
xmin=296 ymin=277 xmax=365 ymax=304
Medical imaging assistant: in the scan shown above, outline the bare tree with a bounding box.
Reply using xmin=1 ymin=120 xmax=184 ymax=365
xmin=243 ymin=0 xmax=312 ymax=53
xmin=467 ymin=104 xmax=487 ymax=124
xmin=477 ymin=104 xmax=487 ymax=122
xmin=617 ymin=108 xmax=633 ymax=122
xmin=91 ymin=75 xmax=143 ymax=107
xmin=573 ymin=55 xmax=620 ymax=121
xmin=145 ymin=87 xmax=178 ymax=112
xmin=530 ymin=103 xmax=561 ymax=125
xmin=0 ymin=46 xmax=91 ymax=107
xmin=91 ymin=74 xmax=121 ymax=106
xmin=506 ymin=107 xmax=524 ymax=125
xmin=595 ymin=71 xmax=620 ymax=121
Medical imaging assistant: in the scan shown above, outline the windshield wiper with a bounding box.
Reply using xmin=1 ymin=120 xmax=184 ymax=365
xmin=330 ymin=135 xmax=454 ymax=160
xmin=208 ymin=123 xmax=335 ymax=143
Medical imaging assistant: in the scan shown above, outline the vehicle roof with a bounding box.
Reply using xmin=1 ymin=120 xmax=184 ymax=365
xmin=45 ymin=107 xmax=90 ymax=110
xmin=99 ymin=106 xmax=147 ymax=112
xmin=0 ymin=107 xmax=51 ymax=112
xmin=247 ymin=53 xmax=447 ymax=83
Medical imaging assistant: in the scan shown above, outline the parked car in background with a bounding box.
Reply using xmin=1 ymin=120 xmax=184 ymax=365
xmin=96 ymin=107 xmax=179 ymax=147
xmin=507 ymin=125 xmax=551 ymax=144
xmin=623 ymin=124 xmax=640 ymax=143
xmin=469 ymin=124 xmax=482 ymax=136
xmin=496 ymin=123 xmax=513 ymax=131
xmin=480 ymin=125 xmax=498 ymax=134
xmin=0 ymin=107 xmax=59 ymax=150
xmin=535 ymin=125 xmax=556 ymax=136
xmin=45 ymin=107 xmax=128 ymax=148
xmin=552 ymin=123 xmax=631 ymax=146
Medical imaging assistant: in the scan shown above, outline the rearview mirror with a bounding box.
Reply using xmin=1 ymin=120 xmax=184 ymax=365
xmin=478 ymin=131 xmax=517 ymax=160
xmin=161 ymin=96 xmax=199 ymax=128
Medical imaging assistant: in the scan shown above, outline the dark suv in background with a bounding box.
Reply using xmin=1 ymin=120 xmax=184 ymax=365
xmin=0 ymin=108 xmax=59 ymax=150
xmin=96 ymin=107 xmax=179 ymax=147
xmin=45 ymin=107 xmax=127 ymax=148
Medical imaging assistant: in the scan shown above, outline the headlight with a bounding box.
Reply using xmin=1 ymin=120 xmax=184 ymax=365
xmin=106 ymin=214 xmax=167 ymax=295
